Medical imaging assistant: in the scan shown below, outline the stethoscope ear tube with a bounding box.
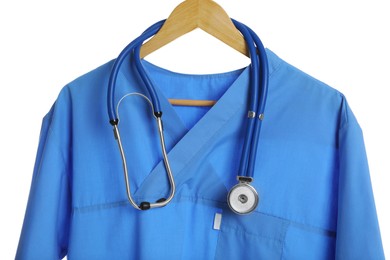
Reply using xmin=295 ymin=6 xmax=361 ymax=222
xmin=112 ymin=115 xmax=175 ymax=211
xmin=107 ymin=20 xmax=166 ymax=123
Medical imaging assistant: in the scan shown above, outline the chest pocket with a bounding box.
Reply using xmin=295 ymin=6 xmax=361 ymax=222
xmin=215 ymin=210 xmax=289 ymax=260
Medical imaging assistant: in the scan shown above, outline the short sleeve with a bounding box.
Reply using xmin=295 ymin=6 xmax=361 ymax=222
xmin=335 ymin=97 xmax=384 ymax=259
xmin=16 ymin=88 xmax=72 ymax=260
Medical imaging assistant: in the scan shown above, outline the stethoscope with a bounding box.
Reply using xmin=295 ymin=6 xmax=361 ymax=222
xmin=107 ymin=19 xmax=268 ymax=215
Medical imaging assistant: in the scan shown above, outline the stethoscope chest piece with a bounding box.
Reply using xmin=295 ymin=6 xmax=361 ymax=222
xmin=227 ymin=176 xmax=259 ymax=215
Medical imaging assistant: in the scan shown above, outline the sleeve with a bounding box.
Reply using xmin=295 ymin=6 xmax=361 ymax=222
xmin=16 ymin=88 xmax=72 ymax=260
xmin=335 ymin=97 xmax=385 ymax=259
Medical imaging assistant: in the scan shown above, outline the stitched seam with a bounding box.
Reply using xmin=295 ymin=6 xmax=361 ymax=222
xmin=73 ymin=200 xmax=129 ymax=213
xmin=33 ymin=123 xmax=69 ymax=186
xmin=72 ymin=195 xmax=226 ymax=213
xmin=48 ymin=127 xmax=69 ymax=169
xmin=268 ymin=58 xmax=283 ymax=79
xmin=259 ymin=210 xmax=336 ymax=237
xmin=338 ymin=93 xmax=357 ymax=132
xmin=221 ymin=224 xmax=284 ymax=244
xmin=279 ymin=221 xmax=290 ymax=260
xmin=38 ymin=85 xmax=73 ymax=180
xmin=290 ymin=222 xmax=336 ymax=237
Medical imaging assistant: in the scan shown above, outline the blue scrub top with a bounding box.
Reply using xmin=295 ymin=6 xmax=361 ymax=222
xmin=16 ymin=49 xmax=384 ymax=259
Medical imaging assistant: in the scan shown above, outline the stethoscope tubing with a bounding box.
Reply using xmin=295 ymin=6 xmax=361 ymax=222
xmin=107 ymin=18 xmax=269 ymax=211
xmin=241 ymin=22 xmax=269 ymax=178
xmin=231 ymin=19 xmax=260 ymax=179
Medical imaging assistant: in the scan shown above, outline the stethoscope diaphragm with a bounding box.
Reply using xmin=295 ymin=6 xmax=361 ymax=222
xmin=227 ymin=177 xmax=259 ymax=215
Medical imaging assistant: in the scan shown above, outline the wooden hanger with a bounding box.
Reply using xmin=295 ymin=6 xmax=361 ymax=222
xmin=140 ymin=0 xmax=248 ymax=107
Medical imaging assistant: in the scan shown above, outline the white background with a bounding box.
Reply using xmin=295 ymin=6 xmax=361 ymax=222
xmin=1 ymin=0 xmax=388 ymax=258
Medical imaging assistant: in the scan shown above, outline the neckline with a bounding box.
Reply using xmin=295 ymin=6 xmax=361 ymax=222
xmin=136 ymin=48 xmax=277 ymax=79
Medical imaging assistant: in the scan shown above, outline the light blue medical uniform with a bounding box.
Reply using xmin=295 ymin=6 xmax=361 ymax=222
xmin=16 ymin=49 xmax=384 ymax=259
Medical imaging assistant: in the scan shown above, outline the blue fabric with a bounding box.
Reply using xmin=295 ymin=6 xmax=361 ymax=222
xmin=16 ymin=49 xmax=384 ymax=259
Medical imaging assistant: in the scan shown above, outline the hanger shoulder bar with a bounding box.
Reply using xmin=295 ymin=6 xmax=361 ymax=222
xmin=168 ymin=98 xmax=216 ymax=107
xmin=199 ymin=0 xmax=248 ymax=56
xmin=140 ymin=1 xmax=198 ymax=58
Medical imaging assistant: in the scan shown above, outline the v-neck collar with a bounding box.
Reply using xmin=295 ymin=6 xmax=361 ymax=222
xmin=118 ymin=48 xmax=280 ymax=202
xmin=141 ymin=59 xmax=249 ymax=146
xmin=132 ymin=66 xmax=251 ymax=200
